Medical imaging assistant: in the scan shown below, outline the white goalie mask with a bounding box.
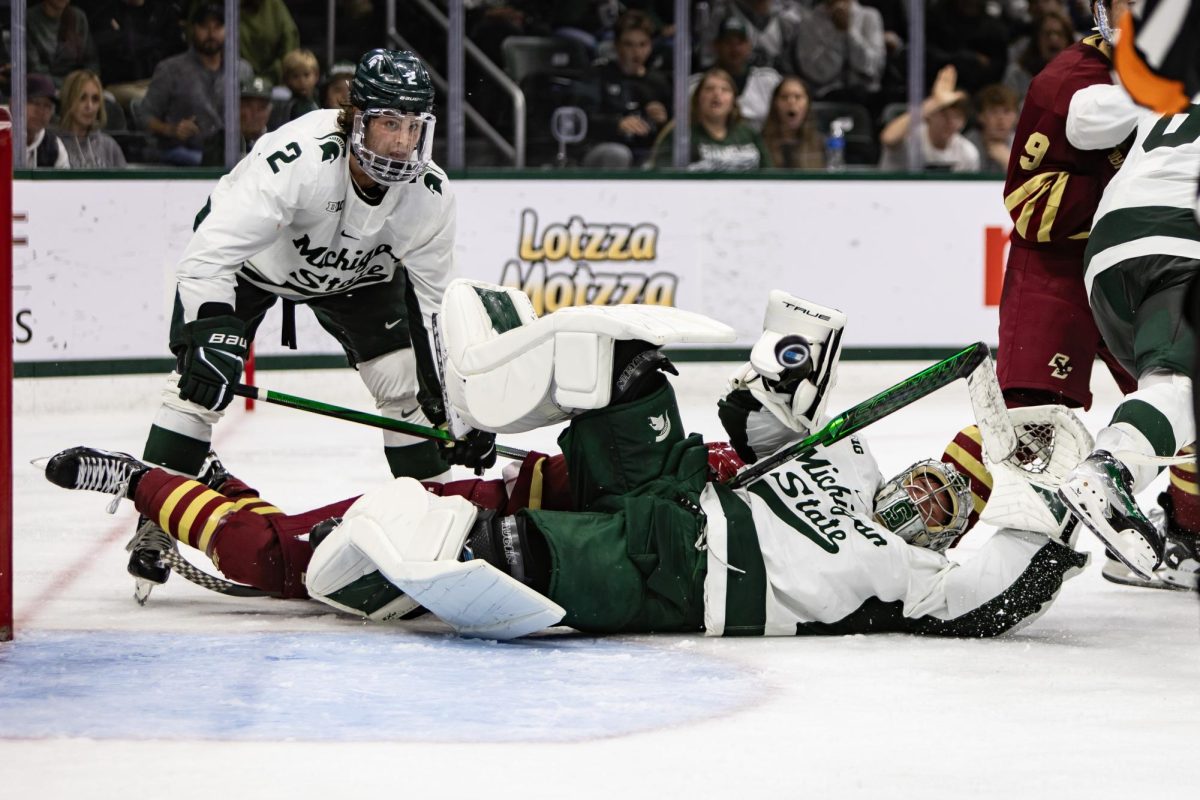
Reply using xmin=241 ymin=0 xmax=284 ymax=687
xmin=351 ymin=109 xmax=436 ymax=185
xmin=873 ymin=460 xmax=974 ymax=553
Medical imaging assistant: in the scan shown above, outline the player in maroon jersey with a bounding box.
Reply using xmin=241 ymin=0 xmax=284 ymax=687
xmin=990 ymin=0 xmax=1200 ymax=590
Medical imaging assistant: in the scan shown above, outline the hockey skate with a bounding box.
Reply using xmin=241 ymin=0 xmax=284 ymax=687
xmin=126 ymin=451 xmax=228 ymax=602
xmin=1058 ymin=451 xmax=1164 ymax=581
xmin=1101 ymin=493 xmax=1200 ymax=591
xmin=125 ymin=517 xmax=178 ymax=605
xmin=42 ymin=446 xmax=147 ymax=512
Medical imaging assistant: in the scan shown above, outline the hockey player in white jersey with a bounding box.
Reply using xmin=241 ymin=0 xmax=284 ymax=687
xmin=131 ymin=49 xmax=495 ymax=593
xmin=1058 ymin=83 xmax=1200 ymax=588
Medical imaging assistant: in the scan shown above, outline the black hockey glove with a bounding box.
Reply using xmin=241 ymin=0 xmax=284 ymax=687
xmin=178 ymin=309 xmax=248 ymax=411
xmin=439 ymin=428 xmax=498 ymax=475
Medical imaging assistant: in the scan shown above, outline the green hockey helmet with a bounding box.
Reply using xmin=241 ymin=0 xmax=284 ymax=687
xmin=349 ymin=49 xmax=437 ymax=184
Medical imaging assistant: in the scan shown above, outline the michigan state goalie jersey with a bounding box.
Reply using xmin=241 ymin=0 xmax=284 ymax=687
xmin=175 ymin=109 xmax=456 ymax=324
xmin=699 ymin=436 xmax=1084 ymax=637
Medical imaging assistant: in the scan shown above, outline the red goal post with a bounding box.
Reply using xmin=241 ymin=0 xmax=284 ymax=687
xmin=1 ymin=114 xmax=13 ymax=641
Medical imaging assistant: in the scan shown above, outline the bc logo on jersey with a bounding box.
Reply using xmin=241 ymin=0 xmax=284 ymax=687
xmin=1049 ymin=353 xmax=1072 ymax=380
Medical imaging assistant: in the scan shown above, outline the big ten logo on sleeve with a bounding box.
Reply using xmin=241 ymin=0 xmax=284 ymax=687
xmin=499 ymin=209 xmax=679 ymax=316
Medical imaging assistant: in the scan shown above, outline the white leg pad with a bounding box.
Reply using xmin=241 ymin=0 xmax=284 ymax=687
xmin=357 ymin=548 xmax=565 ymax=640
xmin=305 ymin=477 xmax=479 ymax=619
xmin=441 ymin=279 xmax=735 ymax=433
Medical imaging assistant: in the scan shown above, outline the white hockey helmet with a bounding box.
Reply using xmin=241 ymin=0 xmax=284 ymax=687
xmin=873 ymin=460 xmax=974 ymax=553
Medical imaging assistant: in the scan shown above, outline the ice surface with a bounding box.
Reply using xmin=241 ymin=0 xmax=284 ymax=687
xmin=3 ymin=363 xmax=1198 ymax=799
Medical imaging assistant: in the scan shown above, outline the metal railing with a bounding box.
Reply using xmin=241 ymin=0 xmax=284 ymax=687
xmin=392 ymin=0 xmax=525 ymax=169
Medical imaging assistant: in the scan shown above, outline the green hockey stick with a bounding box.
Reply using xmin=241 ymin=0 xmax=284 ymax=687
xmin=231 ymin=384 xmax=530 ymax=461
xmin=726 ymin=342 xmax=1002 ymax=490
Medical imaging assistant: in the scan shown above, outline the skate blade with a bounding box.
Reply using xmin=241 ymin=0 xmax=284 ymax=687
xmin=133 ymin=578 xmax=155 ymax=606
xmin=1059 ymin=487 xmax=1158 ymax=580
xmin=1101 ymin=561 xmax=1191 ymax=591
xmin=29 ymin=456 xmax=50 ymax=471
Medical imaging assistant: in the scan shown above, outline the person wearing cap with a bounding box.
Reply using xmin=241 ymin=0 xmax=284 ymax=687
xmin=25 ymin=73 xmax=70 ymax=168
xmin=319 ymin=62 xmax=355 ymax=110
xmin=140 ymin=4 xmax=253 ymax=166
xmin=878 ymin=65 xmax=980 ymax=172
xmin=201 ymin=75 xmax=273 ymax=166
xmin=791 ymin=0 xmax=886 ymax=109
xmin=689 ymin=15 xmax=782 ymax=131
xmin=706 ymin=1 xmax=800 ymax=74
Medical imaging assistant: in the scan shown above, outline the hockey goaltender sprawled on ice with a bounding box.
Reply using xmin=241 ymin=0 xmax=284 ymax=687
xmin=43 ymin=278 xmax=1107 ymax=640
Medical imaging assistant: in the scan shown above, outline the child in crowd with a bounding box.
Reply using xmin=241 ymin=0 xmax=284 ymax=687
xmin=270 ymin=48 xmax=321 ymax=129
xmin=967 ymin=84 xmax=1019 ymax=173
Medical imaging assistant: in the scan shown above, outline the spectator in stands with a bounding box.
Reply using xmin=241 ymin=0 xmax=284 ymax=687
xmin=861 ymin=0 xmax=909 ymax=107
xmin=792 ymin=0 xmax=886 ymax=113
xmin=89 ymin=0 xmax=187 ymax=111
xmin=1004 ymin=0 xmax=1072 ymax=60
xmin=57 ymin=69 xmax=128 ymax=168
xmin=203 ymin=75 xmax=272 ymax=166
xmin=650 ymin=68 xmax=772 ymax=171
xmin=878 ymin=65 xmax=980 ymax=172
xmin=269 ymin=48 xmax=321 ymax=130
xmin=583 ymin=10 xmax=672 ymax=168
xmin=705 ymin=0 xmax=801 ymax=73
xmin=690 ymin=15 xmax=781 ymax=131
xmin=319 ymin=62 xmax=355 ymax=110
xmin=235 ymin=0 xmax=300 ymax=85
xmin=926 ymin=0 xmax=1010 ymax=93
xmin=25 ymin=73 xmax=70 ymax=168
xmin=966 ymin=83 xmax=1018 ymax=173
xmin=761 ymin=75 xmax=824 ymax=169
xmin=27 ymin=0 xmax=100 ymax=85
xmin=140 ymin=4 xmax=253 ymax=166
xmin=1002 ymin=8 xmax=1075 ymax=105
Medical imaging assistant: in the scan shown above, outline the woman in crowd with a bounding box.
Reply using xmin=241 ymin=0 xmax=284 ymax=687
xmin=1003 ymin=8 xmax=1077 ymax=105
xmin=57 ymin=69 xmax=127 ymax=168
xmin=760 ymin=76 xmax=824 ymax=170
xmin=650 ymin=68 xmax=771 ymax=171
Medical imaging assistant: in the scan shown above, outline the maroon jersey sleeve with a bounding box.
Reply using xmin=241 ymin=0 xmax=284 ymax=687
xmin=1003 ymin=37 xmax=1127 ymax=255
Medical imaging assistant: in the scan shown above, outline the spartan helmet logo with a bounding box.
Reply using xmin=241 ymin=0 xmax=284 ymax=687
xmin=1049 ymin=353 xmax=1073 ymax=380
xmin=648 ymin=413 xmax=672 ymax=443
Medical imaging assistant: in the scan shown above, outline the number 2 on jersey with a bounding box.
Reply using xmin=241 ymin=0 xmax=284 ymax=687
xmin=1142 ymin=105 xmax=1200 ymax=152
xmin=267 ymin=142 xmax=302 ymax=173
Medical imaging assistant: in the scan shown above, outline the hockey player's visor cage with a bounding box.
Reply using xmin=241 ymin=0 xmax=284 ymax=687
xmin=351 ymin=109 xmax=436 ymax=185
xmin=874 ymin=460 xmax=973 ymax=552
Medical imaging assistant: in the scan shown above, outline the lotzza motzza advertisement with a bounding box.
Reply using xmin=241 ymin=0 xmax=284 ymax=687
xmin=499 ymin=209 xmax=678 ymax=315
xmin=14 ymin=177 xmax=1014 ymax=364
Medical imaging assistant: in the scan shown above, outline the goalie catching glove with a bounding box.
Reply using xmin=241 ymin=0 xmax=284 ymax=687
xmin=177 ymin=304 xmax=247 ymax=411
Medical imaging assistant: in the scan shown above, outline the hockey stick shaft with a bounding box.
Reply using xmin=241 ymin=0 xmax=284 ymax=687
xmin=231 ymin=384 xmax=530 ymax=461
xmin=726 ymin=342 xmax=992 ymax=490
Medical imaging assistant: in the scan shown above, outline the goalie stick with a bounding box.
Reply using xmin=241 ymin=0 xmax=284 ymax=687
xmin=230 ymin=384 xmax=529 ymax=461
xmin=726 ymin=342 xmax=1017 ymax=490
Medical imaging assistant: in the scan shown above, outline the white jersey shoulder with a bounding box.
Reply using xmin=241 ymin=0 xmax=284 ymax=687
xmin=176 ymin=109 xmax=457 ymax=321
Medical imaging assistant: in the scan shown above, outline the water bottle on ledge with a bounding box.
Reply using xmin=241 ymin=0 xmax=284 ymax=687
xmin=825 ymin=118 xmax=850 ymax=172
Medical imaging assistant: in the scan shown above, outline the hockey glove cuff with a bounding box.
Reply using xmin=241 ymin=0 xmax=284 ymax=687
xmin=178 ymin=313 xmax=248 ymax=411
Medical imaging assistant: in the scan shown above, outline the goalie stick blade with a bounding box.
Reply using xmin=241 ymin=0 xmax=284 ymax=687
xmin=727 ymin=343 xmax=991 ymax=490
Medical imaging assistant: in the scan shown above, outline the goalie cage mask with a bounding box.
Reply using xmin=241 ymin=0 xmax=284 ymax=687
xmin=873 ymin=460 xmax=974 ymax=553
